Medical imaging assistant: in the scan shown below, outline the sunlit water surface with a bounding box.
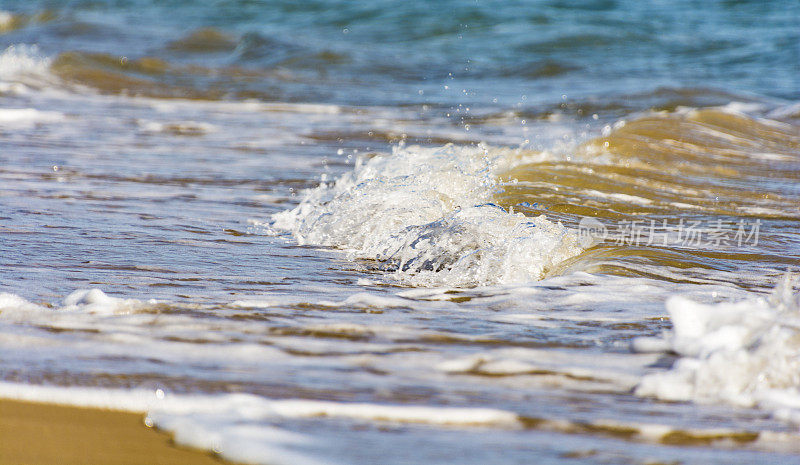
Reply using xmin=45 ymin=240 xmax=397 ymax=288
xmin=1 ymin=1 xmax=800 ymax=464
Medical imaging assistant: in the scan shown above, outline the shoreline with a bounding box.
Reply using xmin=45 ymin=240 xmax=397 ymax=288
xmin=0 ymin=398 xmax=236 ymax=465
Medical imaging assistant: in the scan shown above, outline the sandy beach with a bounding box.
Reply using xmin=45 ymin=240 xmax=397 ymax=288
xmin=0 ymin=399 xmax=235 ymax=465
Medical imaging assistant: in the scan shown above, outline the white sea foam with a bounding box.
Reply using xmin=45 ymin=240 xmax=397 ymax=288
xmin=0 ymin=45 xmax=48 ymax=77
xmin=437 ymin=347 xmax=658 ymax=391
xmin=0 ymin=44 xmax=53 ymax=93
xmin=137 ymin=119 xmax=217 ymax=135
xmin=0 ymin=288 xmax=153 ymax=319
xmin=635 ymin=275 xmax=800 ymax=422
xmin=229 ymin=298 xmax=284 ymax=309
xmin=0 ymin=107 xmax=63 ymax=127
xmin=317 ymin=292 xmax=416 ymax=309
xmin=0 ymin=381 xmax=520 ymax=426
xmin=273 ymin=144 xmax=583 ymax=287
xmin=0 ymin=381 xmax=520 ymax=465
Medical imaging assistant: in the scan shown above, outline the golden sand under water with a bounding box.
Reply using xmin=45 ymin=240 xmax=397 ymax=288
xmin=166 ymin=28 xmax=239 ymax=53
xmin=498 ymin=109 xmax=800 ymax=283
xmin=50 ymin=48 xmax=273 ymax=100
xmin=0 ymin=10 xmax=55 ymax=34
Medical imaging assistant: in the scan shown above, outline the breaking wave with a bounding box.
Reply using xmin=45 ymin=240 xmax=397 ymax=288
xmin=273 ymin=144 xmax=584 ymax=287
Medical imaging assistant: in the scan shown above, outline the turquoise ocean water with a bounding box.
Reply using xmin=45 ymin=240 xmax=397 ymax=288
xmin=1 ymin=1 xmax=800 ymax=464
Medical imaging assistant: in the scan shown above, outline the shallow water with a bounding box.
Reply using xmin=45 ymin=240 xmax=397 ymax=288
xmin=1 ymin=1 xmax=800 ymax=464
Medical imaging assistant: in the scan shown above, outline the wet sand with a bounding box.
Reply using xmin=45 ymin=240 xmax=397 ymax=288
xmin=0 ymin=399 xmax=234 ymax=465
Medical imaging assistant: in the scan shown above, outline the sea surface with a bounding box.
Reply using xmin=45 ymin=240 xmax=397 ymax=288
xmin=1 ymin=1 xmax=800 ymax=464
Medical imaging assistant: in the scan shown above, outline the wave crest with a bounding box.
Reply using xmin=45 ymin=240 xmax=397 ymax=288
xmin=273 ymin=144 xmax=583 ymax=287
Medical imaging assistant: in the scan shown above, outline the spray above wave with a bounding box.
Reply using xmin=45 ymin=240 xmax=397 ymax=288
xmin=273 ymin=144 xmax=584 ymax=287
xmin=0 ymin=44 xmax=53 ymax=93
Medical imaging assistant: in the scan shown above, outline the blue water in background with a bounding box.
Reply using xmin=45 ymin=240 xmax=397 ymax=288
xmin=3 ymin=0 xmax=799 ymax=108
